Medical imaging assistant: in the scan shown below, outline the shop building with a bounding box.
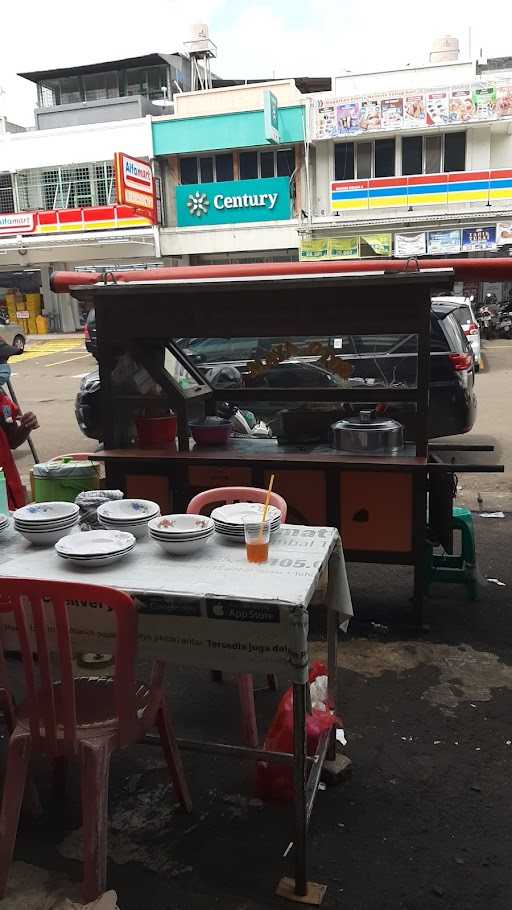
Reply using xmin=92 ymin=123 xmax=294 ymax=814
xmin=152 ymin=80 xmax=310 ymax=264
xmin=303 ymin=42 xmax=512 ymax=300
xmin=0 ymin=54 xmax=191 ymax=331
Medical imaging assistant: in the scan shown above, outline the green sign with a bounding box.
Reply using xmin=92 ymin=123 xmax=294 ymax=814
xmin=264 ymin=90 xmax=280 ymax=144
xmin=329 ymin=236 xmax=359 ymax=259
xmin=176 ymin=177 xmax=291 ymax=227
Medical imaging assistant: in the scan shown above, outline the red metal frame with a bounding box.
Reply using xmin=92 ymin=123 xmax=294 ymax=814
xmin=51 ymin=257 xmax=512 ymax=293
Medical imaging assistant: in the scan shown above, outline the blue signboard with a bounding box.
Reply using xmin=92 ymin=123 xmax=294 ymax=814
xmin=176 ymin=177 xmax=291 ymax=227
xmin=461 ymin=225 xmax=497 ymax=252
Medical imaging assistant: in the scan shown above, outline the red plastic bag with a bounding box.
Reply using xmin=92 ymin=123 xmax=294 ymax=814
xmin=256 ymin=662 xmax=342 ymax=802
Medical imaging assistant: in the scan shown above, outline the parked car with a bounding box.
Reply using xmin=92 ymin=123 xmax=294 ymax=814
xmin=432 ymin=296 xmax=481 ymax=370
xmin=75 ymin=306 xmax=477 ymax=441
xmin=83 ymin=308 xmax=97 ymax=356
xmin=0 ymin=317 xmax=25 ymax=353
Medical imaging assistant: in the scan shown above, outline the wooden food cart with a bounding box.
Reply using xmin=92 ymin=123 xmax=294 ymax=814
xmin=52 ymin=263 xmax=503 ymax=623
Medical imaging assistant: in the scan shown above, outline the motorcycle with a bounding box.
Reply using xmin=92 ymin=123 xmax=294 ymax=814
xmin=477 ymin=306 xmax=494 ymax=340
xmin=497 ymin=304 xmax=512 ymax=338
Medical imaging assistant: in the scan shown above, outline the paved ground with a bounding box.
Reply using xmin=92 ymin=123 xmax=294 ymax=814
xmin=1 ymin=336 xmax=512 ymax=910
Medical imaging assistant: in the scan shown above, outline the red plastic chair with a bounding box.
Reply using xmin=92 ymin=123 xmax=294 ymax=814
xmin=0 ymin=578 xmax=191 ymax=902
xmin=187 ymin=486 xmax=288 ymax=749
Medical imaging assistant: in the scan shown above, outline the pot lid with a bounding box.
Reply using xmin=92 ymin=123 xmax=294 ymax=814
xmin=332 ymin=409 xmax=403 ymax=432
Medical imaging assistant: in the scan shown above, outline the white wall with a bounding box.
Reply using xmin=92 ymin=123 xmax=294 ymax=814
xmin=466 ymin=126 xmax=491 ymax=170
xmin=491 ymin=129 xmax=512 ymax=168
xmin=172 ymin=80 xmax=302 ymax=118
xmin=333 ymin=61 xmax=474 ymax=97
xmin=159 ymin=222 xmax=298 ymax=256
xmin=0 ymin=117 xmax=152 ymax=172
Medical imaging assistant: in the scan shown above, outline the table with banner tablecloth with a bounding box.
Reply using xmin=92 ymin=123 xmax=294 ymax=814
xmin=0 ymin=524 xmax=352 ymax=902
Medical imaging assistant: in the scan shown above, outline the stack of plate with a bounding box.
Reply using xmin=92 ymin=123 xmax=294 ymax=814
xmin=0 ymin=514 xmax=10 ymax=539
xmin=211 ymin=502 xmax=282 ymax=541
xmin=55 ymin=529 xmax=136 ymax=567
xmin=13 ymin=502 xmax=80 ymax=546
xmin=148 ymin=514 xmax=214 ymax=555
xmin=97 ymin=499 xmax=160 ymax=538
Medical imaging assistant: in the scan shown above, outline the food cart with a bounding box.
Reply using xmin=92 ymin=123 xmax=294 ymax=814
xmin=51 ymin=262 xmax=503 ymax=625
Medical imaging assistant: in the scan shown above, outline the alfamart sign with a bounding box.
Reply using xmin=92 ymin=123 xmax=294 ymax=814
xmin=176 ymin=177 xmax=291 ymax=227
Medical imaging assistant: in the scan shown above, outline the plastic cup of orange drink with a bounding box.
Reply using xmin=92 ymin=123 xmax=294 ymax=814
xmin=244 ymin=517 xmax=271 ymax=564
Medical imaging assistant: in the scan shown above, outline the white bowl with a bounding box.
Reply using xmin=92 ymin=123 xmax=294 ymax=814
xmin=14 ymin=502 xmax=79 ymax=524
xmin=17 ymin=524 xmax=78 ymax=546
xmin=97 ymin=499 xmax=160 ymax=523
xmin=98 ymin=517 xmax=150 ymax=539
xmin=150 ymin=532 xmax=212 ymax=555
xmin=148 ymin=514 xmax=214 ymax=537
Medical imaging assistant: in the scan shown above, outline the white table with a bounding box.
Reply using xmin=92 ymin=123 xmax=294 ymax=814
xmin=0 ymin=524 xmax=352 ymax=900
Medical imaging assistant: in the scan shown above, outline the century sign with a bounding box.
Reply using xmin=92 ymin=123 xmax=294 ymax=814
xmin=114 ymin=152 xmax=156 ymax=222
xmin=176 ymin=177 xmax=291 ymax=227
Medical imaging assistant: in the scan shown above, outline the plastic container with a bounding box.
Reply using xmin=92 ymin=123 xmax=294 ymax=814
xmin=33 ymin=460 xmax=100 ymax=503
xmin=0 ymin=469 xmax=9 ymax=516
xmin=36 ymin=315 xmax=48 ymax=334
xmin=190 ymin=419 xmax=232 ymax=447
xmin=136 ymin=415 xmax=177 ymax=449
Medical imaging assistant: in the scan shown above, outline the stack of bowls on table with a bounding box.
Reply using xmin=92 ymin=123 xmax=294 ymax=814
xmin=55 ymin=529 xmax=136 ymax=567
xmin=13 ymin=502 xmax=80 ymax=546
xmin=148 ymin=514 xmax=214 ymax=555
xmin=0 ymin=514 xmax=10 ymax=539
xmin=97 ymin=499 xmax=160 ymax=538
xmin=211 ymin=502 xmax=282 ymax=541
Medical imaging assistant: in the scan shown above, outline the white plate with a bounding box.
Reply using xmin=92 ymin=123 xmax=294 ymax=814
xmin=97 ymin=500 xmax=160 ymax=522
xmin=55 ymin=529 xmax=135 ymax=558
xmin=148 ymin=514 xmax=214 ymax=536
xmin=211 ymin=503 xmax=281 ymax=526
xmin=57 ymin=547 xmax=135 ymax=568
xmin=15 ymin=514 xmax=79 ymax=531
xmin=14 ymin=502 xmax=79 ymax=524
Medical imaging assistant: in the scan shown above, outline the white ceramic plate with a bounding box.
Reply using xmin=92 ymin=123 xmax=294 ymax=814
xmin=55 ymin=529 xmax=135 ymax=558
xmin=15 ymin=514 xmax=80 ymax=531
xmin=148 ymin=514 xmax=214 ymax=536
xmin=56 ymin=546 xmax=136 ymax=568
xmin=211 ymin=503 xmax=281 ymax=527
xmin=14 ymin=502 xmax=79 ymax=524
xmin=97 ymin=500 xmax=160 ymax=522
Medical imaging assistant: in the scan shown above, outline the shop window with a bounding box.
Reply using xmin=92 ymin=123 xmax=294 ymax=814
xmin=179 ymin=154 xmax=234 ymax=185
xmin=240 ymin=151 xmax=258 ymax=179
xmin=334 ymin=143 xmax=355 ymax=180
xmin=147 ymin=65 xmax=169 ymax=100
xmin=94 ymin=163 xmax=114 ymax=206
xmin=444 ymin=132 xmax=466 ymax=172
xmin=58 ymin=76 xmax=82 ymax=105
xmin=126 ymin=67 xmax=149 ymax=96
xmin=199 ymin=157 xmax=214 ymax=183
xmin=374 ymin=138 xmax=396 ymax=177
xmin=180 ymin=157 xmax=198 ymax=185
xmin=83 ymin=71 xmax=118 ymax=101
xmin=215 ymin=153 xmax=234 ymax=181
xmin=277 ymin=149 xmax=295 ymax=177
xmin=0 ymin=175 xmax=14 ymax=214
xmin=425 ymin=135 xmax=442 ymax=173
xmin=260 ymin=152 xmax=275 ymax=178
xmin=402 ymin=136 xmax=423 ymax=176
xmin=357 ymin=143 xmax=372 ymax=178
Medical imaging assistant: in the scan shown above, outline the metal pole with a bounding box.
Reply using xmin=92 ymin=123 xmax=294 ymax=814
xmin=293 ymin=681 xmax=308 ymax=897
xmin=6 ymin=379 xmax=40 ymax=464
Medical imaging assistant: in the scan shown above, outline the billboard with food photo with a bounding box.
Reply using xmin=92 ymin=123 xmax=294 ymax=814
xmin=335 ymin=101 xmax=362 ymax=134
xmin=426 ymin=91 xmax=450 ymax=126
xmin=381 ymin=97 xmax=403 ymax=130
xmin=472 ymin=84 xmax=496 ymax=120
xmin=449 ymin=87 xmax=475 ymax=123
xmin=496 ymin=84 xmax=512 ymax=119
xmin=360 ymin=99 xmax=381 ymax=131
xmin=403 ymin=93 xmax=425 ymax=128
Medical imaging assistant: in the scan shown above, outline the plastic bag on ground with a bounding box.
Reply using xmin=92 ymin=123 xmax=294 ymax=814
xmin=256 ymin=662 xmax=342 ymax=802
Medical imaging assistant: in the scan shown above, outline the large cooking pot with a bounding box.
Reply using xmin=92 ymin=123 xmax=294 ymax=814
xmin=331 ymin=410 xmax=404 ymax=454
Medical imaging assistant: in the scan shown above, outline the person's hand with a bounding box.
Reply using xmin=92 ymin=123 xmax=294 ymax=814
xmin=20 ymin=412 xmax=39 ymax=432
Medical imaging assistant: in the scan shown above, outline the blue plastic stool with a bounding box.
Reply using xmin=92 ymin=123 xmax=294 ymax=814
xmin=425 ymin=506 xmax=478 ymax=600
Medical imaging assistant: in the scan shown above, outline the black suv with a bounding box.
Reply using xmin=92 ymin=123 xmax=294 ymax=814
xmin=75 ymin=305 xmax=476 ymax=441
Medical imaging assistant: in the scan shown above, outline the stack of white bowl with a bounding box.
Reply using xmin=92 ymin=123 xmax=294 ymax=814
xmin=211 ymin=502 xmax=281 ymax=541
xmin=0 ymin=514 xmax=10 ymax=539
xmin=148 ymin=514 xmax=214 ymax=555
xmin=97 ymin=499 xmax=160 ymax=538
xmin=13 ymin=502 xmax=80 ymax=546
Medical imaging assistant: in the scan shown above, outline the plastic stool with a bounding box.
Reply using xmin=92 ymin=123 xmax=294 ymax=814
xmin=425 ymin=506 xmax=478 ymax=600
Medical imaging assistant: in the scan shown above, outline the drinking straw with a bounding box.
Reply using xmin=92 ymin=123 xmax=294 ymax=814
xmin=260 ymin=473 xmax=275 ymax=539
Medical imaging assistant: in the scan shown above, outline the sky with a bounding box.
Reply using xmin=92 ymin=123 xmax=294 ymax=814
xmin=3 ymin=0 xmax=512 ymax=126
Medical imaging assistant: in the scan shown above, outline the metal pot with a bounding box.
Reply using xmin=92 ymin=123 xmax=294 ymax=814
xmin=331 ymin=410 xmax=404 ymax=454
